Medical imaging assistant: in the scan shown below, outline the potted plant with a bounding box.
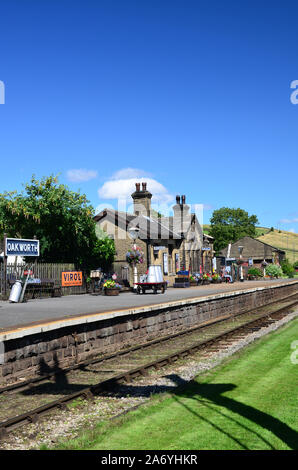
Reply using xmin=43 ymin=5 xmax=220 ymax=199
xmin=247 ymin=267 xmax=263 ymax=280
xmin=86 ymin=276 xmax=92 ymax=293
xmin=189 ymin=274 xmax=198 ymax=286
xmin=103 ymin=280 xmax=121 ymax=296
xmin=202 ymin=273 xmax=212 ymax=284
xmin=211 ymin=273 xmax=220 ymax=283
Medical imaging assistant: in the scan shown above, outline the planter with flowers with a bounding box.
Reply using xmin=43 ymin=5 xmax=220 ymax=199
xmin=211 ymin=273 xmax=221 ymax=283
xmin=247 ymin=267 xmax=263 ymax=280
xmin=189 ymin=274 xmax=198 ymax=286
xmin=103 ymin=280 xmax=121 ymax=296
xmin=202 ymin=273 xmax=212 ymax=284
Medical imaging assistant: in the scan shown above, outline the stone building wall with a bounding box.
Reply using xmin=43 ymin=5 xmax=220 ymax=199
xmin=97 ymin=218 xmax=148 ymax=285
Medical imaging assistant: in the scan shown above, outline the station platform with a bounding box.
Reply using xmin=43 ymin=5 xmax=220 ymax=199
xmin=0 ymin=278 xmax=297 ymax=339
xmin=1 ymin=278 xmax=297 ymax=384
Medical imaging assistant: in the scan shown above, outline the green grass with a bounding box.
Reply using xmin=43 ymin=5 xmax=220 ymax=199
xmin=257 ymin=229 xmax=298 ymax=264
xmin=48 ymin=319 xmax=298 ymax=450
xmin=203 ymin=225 xmax=270 ymax=237
xmin=202 ymin=224 xmax=211 ymax=235
xmin=255 ymin=226 xmax=271 ymax=236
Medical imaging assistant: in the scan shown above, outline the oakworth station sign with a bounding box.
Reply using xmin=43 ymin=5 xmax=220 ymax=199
xmin=5 ymin=238 xmax=40 ymax=257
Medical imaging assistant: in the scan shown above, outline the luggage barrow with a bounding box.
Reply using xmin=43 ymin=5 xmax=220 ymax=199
xmin=134 ymin=282 xmax=167 ymax=294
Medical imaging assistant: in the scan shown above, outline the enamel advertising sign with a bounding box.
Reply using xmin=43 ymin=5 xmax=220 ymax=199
xmin=61 ymin=271 xmax=83 ymax=287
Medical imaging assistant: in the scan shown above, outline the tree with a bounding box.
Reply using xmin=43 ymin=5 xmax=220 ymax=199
xmin=0 ymin=175 xmax=115 ymax=269
xmin=209 ymin=207 xmax=259 ymax=253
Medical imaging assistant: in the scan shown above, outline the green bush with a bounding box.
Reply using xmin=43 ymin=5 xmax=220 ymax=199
xmin=247 ymin=267 xmax=263 ymax=278
xmin=281 ymin=260 xmax=295 ymax=277
xmin=265 ymin=264 xmax=283 ymax=278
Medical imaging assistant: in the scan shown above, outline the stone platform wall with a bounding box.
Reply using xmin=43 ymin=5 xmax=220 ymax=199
xmin=0 ymin=282 xmax=297 ymax=385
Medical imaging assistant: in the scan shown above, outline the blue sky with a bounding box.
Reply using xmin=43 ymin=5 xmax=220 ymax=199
xmin=0 ymin=0 xmax=297 ymax=231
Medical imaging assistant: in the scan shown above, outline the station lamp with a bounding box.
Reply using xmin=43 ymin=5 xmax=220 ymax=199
xmin=128 ymin=227 xmax=140 ymax=290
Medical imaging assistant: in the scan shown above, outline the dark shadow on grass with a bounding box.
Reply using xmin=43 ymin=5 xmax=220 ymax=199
xmin=113 ymin=377 xmax=274 ymax=449
xmin=167 ymin=374 xmax=298 ymax=450
xmin=19 ymin=361 xmax=298 ymax=449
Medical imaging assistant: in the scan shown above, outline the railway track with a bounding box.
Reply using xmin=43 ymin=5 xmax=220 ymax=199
xmin=0 ymin=293 xmax=297 ymax=439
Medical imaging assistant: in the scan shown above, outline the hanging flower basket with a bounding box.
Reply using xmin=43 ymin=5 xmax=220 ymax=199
xmin=126 ymin=247 xmax=144 ymax=265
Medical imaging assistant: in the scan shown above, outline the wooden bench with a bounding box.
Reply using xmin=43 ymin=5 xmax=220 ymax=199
xmin=8 ymin=279 xmax=62 ymax=299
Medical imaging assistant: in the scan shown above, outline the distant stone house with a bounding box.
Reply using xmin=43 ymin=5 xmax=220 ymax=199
xmin=218 ymin=236 xmax=286 ymax=268
xmin=94 ymin=183 xmax=214 ymax=286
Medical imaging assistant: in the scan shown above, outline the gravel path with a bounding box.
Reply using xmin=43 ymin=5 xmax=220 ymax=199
xmin=1 ymin=308 xmax=297 ymax=450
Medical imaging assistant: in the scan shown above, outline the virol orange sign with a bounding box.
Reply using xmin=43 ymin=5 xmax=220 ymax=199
xmin=62 ymin=271 xmax=83 ymax=287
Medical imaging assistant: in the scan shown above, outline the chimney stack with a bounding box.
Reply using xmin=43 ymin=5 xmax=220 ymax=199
xmin=131 ymin=182 xmax=152 ymax=216
xmin=173 ymin=193 xmax=190 ymax=237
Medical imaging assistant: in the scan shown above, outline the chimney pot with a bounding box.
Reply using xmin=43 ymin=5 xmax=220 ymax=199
xmin=142 ymin=182 xmax=147 ymax=191
xmin=181 ymin=195 xmax=186 ymax=204
xmin=135 ymin=183 xmax=140 ymax=192
xmin=176 ymin=195 xmax=181 ymax=204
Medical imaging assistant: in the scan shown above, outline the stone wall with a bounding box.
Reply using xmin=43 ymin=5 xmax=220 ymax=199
xmin=0 ymin=282 xmax=297 ymax=385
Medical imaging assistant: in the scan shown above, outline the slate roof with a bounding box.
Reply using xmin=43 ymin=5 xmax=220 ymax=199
xmin=218 ymin=236 xmax=285 ymax=259
xmin=94 ymin=209 xmax=182 ymax=240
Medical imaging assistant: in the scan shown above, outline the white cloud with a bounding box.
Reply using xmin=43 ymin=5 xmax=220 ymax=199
xmin=67 ymin=169 xmax=98 ymax=182
xmin=98 ymin=168 xmax=174 ymax=204
xmin=279 ymin=218 xmax=298 ymax=224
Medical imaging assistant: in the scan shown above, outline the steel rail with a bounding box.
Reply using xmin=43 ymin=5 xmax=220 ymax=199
xmin=0 ymin=296 xmax=297 ymax=438
xmin=1 ymin=292 xmax=297 ymax=396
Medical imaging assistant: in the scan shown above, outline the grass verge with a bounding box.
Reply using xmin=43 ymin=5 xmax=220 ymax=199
xmin=43 ymin=318 xmax=298 ymax=450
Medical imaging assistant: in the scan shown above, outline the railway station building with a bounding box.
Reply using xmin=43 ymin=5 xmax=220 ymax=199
xmin=94 ymin=183 xmax=214 ymax=286
xmin=218 ymin=236 xmax=286 ymax=269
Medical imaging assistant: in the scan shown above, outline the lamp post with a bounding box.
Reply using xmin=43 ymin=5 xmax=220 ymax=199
xmin=238 ymin=246 xmax=244 ymax=282
xmin=128 ymin=227 xmax=140 ymax=290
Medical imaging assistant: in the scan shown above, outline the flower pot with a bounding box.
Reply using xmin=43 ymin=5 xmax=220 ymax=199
xmin=105 ymin=288 xmax=119 ymax=296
